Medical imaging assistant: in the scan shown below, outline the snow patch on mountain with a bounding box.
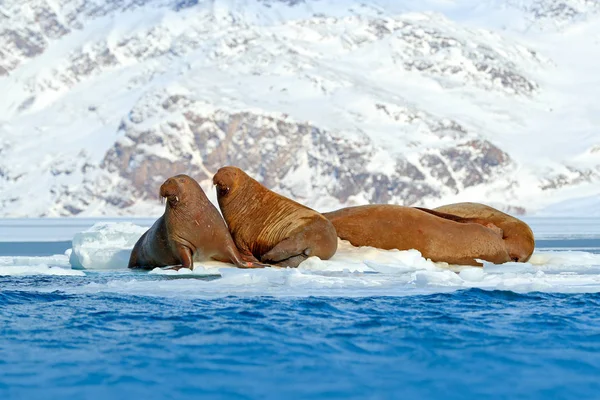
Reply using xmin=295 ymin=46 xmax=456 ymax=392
xmin=0 ymin=0 xmax=599 ymax=217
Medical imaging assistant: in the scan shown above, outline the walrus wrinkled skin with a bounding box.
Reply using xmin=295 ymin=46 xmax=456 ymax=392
xmin=323 ymin=205 xmax=512 ymax=266
xmin=419 ymin=202 xmax=535 ymax=262
xmin=128 ymin=174 xmax=268 ymax=270
xmin=213 ymin=166 xmax=338 ymax=268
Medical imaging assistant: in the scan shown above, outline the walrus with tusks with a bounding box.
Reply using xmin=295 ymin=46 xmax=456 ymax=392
xmin=128 ymin=174 xmax=268 ymax=270
xmin=322 ymin=205 xmax=512 ymax=266
xmin=213 ymin=166 xmax=338 ymax=268
xmin=415 ymin=202 xmax=535 ymax=262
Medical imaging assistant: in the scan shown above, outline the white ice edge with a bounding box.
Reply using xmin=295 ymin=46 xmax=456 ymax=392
xmin=0 ymin=254 xmax=83 ymax=276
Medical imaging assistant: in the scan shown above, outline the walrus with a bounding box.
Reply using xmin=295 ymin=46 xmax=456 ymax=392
xmin=128 ymin=174 xmax=268 ymax=270
xmin=322 ymin=205 xmax=512 ymax=266
xmin=415 ymin=202 xmax=535 ymax=262
xmin=213 ymin=166 xmax=338 ymax=268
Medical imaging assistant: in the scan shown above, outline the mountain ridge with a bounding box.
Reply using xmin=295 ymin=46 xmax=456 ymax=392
xmin=1 ymin=0 xmax=599 ymax=217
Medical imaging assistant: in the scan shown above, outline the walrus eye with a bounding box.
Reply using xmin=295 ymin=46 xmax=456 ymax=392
xmin=217 ymin=186 xmax=230 ymax=196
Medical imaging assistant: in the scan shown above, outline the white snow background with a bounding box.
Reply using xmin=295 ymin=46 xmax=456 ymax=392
xmin=1 ymin=0 xmax=600 ymax=217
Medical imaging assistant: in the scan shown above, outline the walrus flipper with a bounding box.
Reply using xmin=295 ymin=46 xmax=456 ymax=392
xmin=415 ymin=207 xmax=504 ymax=238
xmin=176 ymin=245 xmax=194 ymax=269
xmin=415 ymin=207 xmax=477 ymax=223
xmin=273 ymin=255 xmax=308 ymax=268
xmin=260 ymin=236 xmax=309 ymax=268
xmin=230 ymin=254 xmax=271 ymax=269
xmin=220 ymin=247 xmax=271 ymax=269
xmin=239 ymin=261 xmax=271 ymax=269
xmin=261 ymin=219 xmax=338 ymax=268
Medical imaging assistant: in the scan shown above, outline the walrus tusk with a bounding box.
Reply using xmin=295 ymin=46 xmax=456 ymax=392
xmin=128 ymin=174 xmax=266 ymax=271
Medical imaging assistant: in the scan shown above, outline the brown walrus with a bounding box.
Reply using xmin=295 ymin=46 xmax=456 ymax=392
xmin=128 ymin=174 xmax=268 ymax=270
xmin=322 ymin=205 xmax=512 ymax=266
xmin=416 ymin=202 xmax=535 ymax=262
xmin=213 ymin=166 xmax=338 ymax=268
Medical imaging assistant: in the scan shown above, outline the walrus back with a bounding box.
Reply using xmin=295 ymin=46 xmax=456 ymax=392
xmin=222 ymin=176 xmax=335 ymax=260
xmin=434 ymin=202 xmax=535 ymax=262
xmin=127 ymin=230 xmax=147 ymax=268
xmin=128 ymin=217 xmax=177 ymax=269
xmin=324 ymin=205 xmax=510 ymax=266
xmin=128 ymin=229 xmax=151 ymax=269
xmin=256 ymin=199 xmax=319 ymax=245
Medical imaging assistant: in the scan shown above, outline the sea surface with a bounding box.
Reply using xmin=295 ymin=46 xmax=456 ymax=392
xmin=1 ymin=218 xmax=600 ymax=399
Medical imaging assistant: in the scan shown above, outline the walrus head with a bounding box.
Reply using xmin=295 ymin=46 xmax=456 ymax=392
xmin=160 ymin=174 xmax=197 ymax=207
xmin=507 ymin=236 xmax=535 ymax=263
xmin=213 ymin=166 xmax=243 ymax=200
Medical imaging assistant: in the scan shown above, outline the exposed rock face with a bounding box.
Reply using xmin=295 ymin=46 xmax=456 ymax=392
xmin=508 ymin=0 xmax=600 ymax=23
xmin=57 ymin=91 xmax=512 ymax=215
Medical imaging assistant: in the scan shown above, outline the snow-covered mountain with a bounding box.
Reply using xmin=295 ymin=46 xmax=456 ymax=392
xmin=1 ymin=0 xmax=599 ymax=217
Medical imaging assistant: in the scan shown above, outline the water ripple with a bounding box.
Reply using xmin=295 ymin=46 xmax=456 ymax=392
xmin=1 ymin=289 xmax=600 ymax=399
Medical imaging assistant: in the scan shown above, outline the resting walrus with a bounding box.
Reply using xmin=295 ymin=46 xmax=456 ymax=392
xmin=416 ymin=202 xmax=535 ymax=262
xmin=323 ymin=205 xmax=512 ymax=266
xmin=213 ymin=166 xmax=338 ymax=267
xmin=128 ymin=174 xmax=268 ymax=270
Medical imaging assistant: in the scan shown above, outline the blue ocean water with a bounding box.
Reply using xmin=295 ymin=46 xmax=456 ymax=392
xmin=1 ymin=235 xmax=600 ymax=399
xmin=1 ymin=285 xmax=600 ymax=399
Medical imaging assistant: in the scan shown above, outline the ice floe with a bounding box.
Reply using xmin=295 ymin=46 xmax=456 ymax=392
xmin=2 ymin=222 xmax=599 ymax=296
xmin=0 ymin=264 xmax=84 ymax=277
xmin=69 ymin=222 xmax=147 ymax=269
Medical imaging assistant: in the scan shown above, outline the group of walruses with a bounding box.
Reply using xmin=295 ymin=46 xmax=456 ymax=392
xmin=128 ymin=166 xmax=535 ymax=270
